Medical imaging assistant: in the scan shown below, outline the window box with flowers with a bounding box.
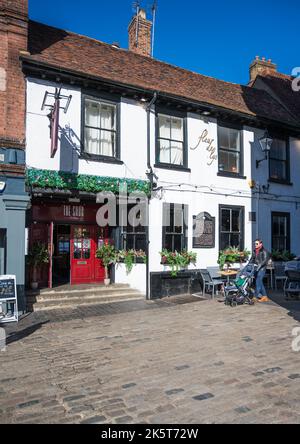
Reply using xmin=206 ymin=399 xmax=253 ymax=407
xmin=160 ymin=250 xmax=197 ymax=278
xmin=117 ymin=249 xmax=147 ymax=274
xmin=218 ymin=247 xmax=250 ymax=270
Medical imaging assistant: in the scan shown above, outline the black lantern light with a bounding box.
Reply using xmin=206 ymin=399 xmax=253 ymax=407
xmin=256 ymin=130 xmax=273 ymax=168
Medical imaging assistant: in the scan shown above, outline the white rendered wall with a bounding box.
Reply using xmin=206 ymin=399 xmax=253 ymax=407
xmin=114 ymin=264 xmax=146 ymax=294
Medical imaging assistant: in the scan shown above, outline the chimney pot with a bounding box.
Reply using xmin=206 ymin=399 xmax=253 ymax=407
xmin=249 ymin=56 xmax=277 ymax=83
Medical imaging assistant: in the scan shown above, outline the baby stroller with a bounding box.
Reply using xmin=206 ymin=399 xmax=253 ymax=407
xmin=225 ymin=263 xmax=257 ymax=307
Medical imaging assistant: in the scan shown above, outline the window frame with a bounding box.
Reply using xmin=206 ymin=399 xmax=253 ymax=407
xmin=217 ymin=121 xmax=244 ymax=178
xmin=271 ymin=212 xmax=291 ymax=252
xmin=162 ymin=203 xmax=188 ymax=252
xmin=120 ymin=204 xmax=147 ymax=255
xmin=219 ymin=205 xmax=245 ymax=251
xmin=268 ymin=136 xmax=290 ymax=184
xmin=81 ymin=92 xmax=122 ymax=164
xmin=155 ymin=107 xmax=189 ymax=171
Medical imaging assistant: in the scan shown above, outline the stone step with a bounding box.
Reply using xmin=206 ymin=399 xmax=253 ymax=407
xmin=27 ymin=283 xmax=130 ymax=297
xmin=27 ymin=287 xmax=140 ymax=303
xmin=30 ymin=292 xmax=144 ymax=311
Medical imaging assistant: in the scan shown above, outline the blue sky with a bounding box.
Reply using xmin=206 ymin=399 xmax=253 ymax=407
xmin=29 ymin=0 xmax=299 ymax=85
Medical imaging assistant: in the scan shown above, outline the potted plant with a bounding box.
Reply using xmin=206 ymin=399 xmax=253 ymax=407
xmin=271 ymin=249 xmax=296 ymax=262
xmin=27 ymin=242 xmax=49 ymax=290
xmin=96 ymin=243 xmax=117 ymax=286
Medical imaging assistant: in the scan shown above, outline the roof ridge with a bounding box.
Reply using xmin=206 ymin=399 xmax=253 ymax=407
xmin=29 ymin=19 xmax=252 ymax=92
xmin=27 ymin=20 xmax=300 ymax=128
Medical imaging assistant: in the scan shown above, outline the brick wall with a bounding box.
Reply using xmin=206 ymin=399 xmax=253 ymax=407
xmin=0 ymin=0 xmax=28 ymax=149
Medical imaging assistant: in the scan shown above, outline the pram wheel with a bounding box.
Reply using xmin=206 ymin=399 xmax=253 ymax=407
xmin=231 ymin=300 xmax=238 ymax=308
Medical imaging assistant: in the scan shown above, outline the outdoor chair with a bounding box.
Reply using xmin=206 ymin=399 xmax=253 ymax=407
xmin=200 ymin=269 xmax=224 ymax=299
xmin=207 ymin=266 xmax=221 ymax=280
xmin=274 ymin=262 xmax=288 ymax=291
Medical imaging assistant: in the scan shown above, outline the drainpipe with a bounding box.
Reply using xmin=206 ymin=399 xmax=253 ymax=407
xmin=146 ymin=92 xmax=158 ymax=300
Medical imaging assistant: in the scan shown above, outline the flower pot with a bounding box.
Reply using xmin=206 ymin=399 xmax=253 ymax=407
xmin=104 ymin=278 xmax=111 ymax=287
xmin=31 ymin=282 xmax=38 ymax=290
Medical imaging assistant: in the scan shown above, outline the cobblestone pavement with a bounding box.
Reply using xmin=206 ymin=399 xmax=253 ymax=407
xmin=1 ymin=293 xmax=300 ymax=424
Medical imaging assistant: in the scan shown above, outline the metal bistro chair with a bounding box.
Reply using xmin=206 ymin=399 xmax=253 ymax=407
xmin=200 ymin=269 xmax=224 ymax=300
xmin=207 ymin=266 xmax=222 ymax=280
xmin=274 ymin=262 xmax=288 ymax=291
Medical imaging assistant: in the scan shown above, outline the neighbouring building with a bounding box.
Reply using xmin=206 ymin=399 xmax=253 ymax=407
xmin=1 ymin=1 xmax=300 ymax=309
xmin=0 ymin=0 xmax=30 ymax=312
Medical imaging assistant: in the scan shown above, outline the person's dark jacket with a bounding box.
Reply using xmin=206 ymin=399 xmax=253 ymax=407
xmin=250 ymin=246 xmax=271 ymax=271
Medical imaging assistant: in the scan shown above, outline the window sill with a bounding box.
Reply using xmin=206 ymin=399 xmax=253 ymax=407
xmin=217 ymin=172 xmax=246 ymax=179
xmin=268 ymin=179 xmax=293 ymax=186
xmin=154 ymin=164 xmax=191 ymax=173
xmin=80 ymin=153 xmax=123 ymax=165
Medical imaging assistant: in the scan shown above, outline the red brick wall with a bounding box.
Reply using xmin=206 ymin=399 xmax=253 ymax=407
xmin=0 ymin=0 xmax=28 ymax=149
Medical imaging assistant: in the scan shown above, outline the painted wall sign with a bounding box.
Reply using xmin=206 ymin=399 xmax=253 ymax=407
xmin=63 ymin=205 xmax=85 ymax=218
xmin=193 ymin=212 xmax=215 ymax=249
xmin=32 ymin=203 xmax=99 ymax=224
xmin=190 ymin=129 xmax=218 ymax=166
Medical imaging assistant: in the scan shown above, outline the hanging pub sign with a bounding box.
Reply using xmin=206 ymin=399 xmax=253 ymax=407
xmin=50 ymin=96 xmax=60 ymax=158
xmin=0 ymin=275 xmax=18 ymax=324
xmin=193 ymin=212 xmax=215 ymax=249
xmin=41 ymin=87 xmax=72 ymax=159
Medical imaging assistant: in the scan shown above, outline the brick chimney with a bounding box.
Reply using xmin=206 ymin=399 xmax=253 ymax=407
xmin=128 ymin=9 xmax=152 ymax=57
xmin=249 ymin=56 xmax=277 ymax=82
xmin=0 ymin=0 xmax=28 ymax=149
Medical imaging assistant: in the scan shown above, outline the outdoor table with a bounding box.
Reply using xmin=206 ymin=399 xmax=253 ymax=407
xmin=219 ymin=270 xmax=238 ymax=284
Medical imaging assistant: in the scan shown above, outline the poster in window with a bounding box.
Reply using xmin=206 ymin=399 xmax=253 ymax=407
xmin=193 ymin=212 xmax=215 ymax=248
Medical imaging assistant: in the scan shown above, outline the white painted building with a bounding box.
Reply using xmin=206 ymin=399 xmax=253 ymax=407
xmin=23 ymin=11 xmax=300 ymax=299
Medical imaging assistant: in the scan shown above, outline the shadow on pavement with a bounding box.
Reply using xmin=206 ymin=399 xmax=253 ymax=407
xmin=268 ymin=290 xmax=300 ymax=323
xmin=6 ymin=321 xmax=50 ymax=345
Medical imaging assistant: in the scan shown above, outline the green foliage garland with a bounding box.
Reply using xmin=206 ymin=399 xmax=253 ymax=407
xmin=26 ymin=168 xmax=151 ymax=196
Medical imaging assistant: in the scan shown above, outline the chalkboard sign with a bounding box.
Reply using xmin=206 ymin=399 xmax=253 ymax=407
xmin=193 ymin=212 xmax=215 ymax=249
xmin=0 ymin=275 xmax=18 ymax=324
xmin=0 ymin=278 xmax=15 ymax=300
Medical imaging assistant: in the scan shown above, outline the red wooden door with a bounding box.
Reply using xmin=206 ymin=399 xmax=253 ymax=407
xmin=70 ymin=226 xmax=106 ymax=285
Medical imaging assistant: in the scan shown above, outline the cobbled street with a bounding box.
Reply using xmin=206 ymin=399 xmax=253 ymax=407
xmin=1 ymin=294 xmax=300 ymax=424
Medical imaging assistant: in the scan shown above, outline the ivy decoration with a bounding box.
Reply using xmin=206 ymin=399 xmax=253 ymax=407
xmin=26 ymin=168 xmax=151 ymax=196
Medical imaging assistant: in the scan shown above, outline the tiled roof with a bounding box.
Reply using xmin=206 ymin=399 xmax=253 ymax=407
xmin=26 ymin=20 xmax=299 ymax=128
xmin=254 ymin=71 xmax=300 ymax=122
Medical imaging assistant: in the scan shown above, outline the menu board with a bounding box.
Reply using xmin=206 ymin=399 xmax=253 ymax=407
xmin=0 ymin=278 xmax=16 ymax=300
xmin=0 ymin=275 xmax=18 ymax=324
xmin=193 ymin=212 xmax=215 ymax=249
